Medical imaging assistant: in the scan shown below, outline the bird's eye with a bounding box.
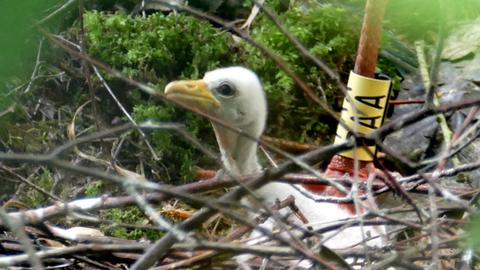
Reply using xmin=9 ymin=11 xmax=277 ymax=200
xmin=216 ymin=83 xmax=236 ymax=97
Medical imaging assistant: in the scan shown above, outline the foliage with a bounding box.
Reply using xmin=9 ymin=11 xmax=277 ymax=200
xmin=85 ymin=12 xmax=236 ymax=181
xmin=84 ymin=11 xmax=237 ymax=82
xmin=101 ymin=207 xmax=163 ymax=240
xmin=24 ymin=168 xmax=54 ymax=206
xmin=243 ymin=3 xmax=360 ymax=142
xmin=132 ymin=103 xmax=215 ymax=180
xmin=84 ymin=181 xmax=103 ymax=197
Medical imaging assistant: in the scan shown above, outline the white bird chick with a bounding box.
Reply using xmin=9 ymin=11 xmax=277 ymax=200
xmin=166 ymin=67 xmax=265 ymax=176
xmin=165 ymin=66 xmax=385 ymax=254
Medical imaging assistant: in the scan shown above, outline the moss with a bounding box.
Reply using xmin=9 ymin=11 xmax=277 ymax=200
xmin=242 ymin=4 xmax=360 ymax=142
xmin=85 ymin=12 xmax=236 ymax=182
xmin=23 ymin=168 xmax=54 ymax=206
xmin=101 ymin=207 xmax=163 ymax=240
xmin=85 ymin=11 xmax=238 ymax=82
xmin=84 ymin=181 xmax=103 ymax=197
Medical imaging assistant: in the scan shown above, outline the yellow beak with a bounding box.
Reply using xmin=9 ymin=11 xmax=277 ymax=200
xmin=164 ymin=80 xmax=220 ymax=109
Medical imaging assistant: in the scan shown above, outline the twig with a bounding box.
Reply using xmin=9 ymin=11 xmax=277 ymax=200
xmin=240 ymin=0 xmax=264 ymax=30
xmin=125 ymin=185 xmax=188 ymax=240
xmin=389 ymin=99 xmax=425 ymax=105
xmin=0 ymin=165 xmax=61 ymax=202
xmin=24 ymin=38 xmax=44 ymax=93
xmin=37 ymin=0 xmax=77 ymax=24
xmin=0 ymin=104 xmax=15 ymax=118
xmin=437 ymin=107 xmax=480 ymax=170
xmin=78 ymin=0 xmax=100 ymax=129
xmin=251 ymin=0 xmax=347 ymax=95
xmin=130 ymin=142 xmax=353 ymax=270
xmin=154 ymin=196 xmax=300 ymax=270
xmin=261 ymin=135 xmax=316 ymax=152
xmin=425 ymin=1 xmax=446 ymax=108
xmin=0 ymin=208 xmax=44 ymax=269
xmin=0 ymin=242 xmax=148 ymax=267
xmin=92 ymin=65 xmax=160 ymax=160
xmin=371 ymin=95 xmax=480 ymax=140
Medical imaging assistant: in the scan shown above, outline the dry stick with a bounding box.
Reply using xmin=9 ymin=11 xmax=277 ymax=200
xmin=0 ymin=118 xmax=351 ymax=269
xmin=378 ymin=136 xmax=471 ymax=211
xmin=437 ymin=107 xmax=480 ymax=170
xmin=24 ymin=38 xmax=44 ymax=93
xmin=38 ymin=0 xmax=77 ymax=24
xmin=252 ymin=0 xmax=348 ymax=94
xmin=0 ymin=104 xmax=15 ymax=118
xmin=0 ymin=209 xmax=44 ymax=270
xmin=0 ymin=241 xmax=303 ymax=267
xmin=130 ymin=142 xmax=353 ymax=270
xmin=92 ymin=65 xmax=160 ymax=160
xmin=261 ymin=135 xmax=316 ymax=152
xmin=389 ymin=99 xmax=425 ymax=105
xmin=0 ymin=165 xmax=61 ymax=202
xmin=154 ymin=196 xmax=301 ymax=270
xmin=78 ymin=0 xmax=100 ymax=130
xmin=0 ymin=243 xmax=148 ymax=267
xmin=399 ymin=160 xmax=480 ymax=185
xmin=241 ymin=0 xmax=264 ymax=30
xmin=1 ymin=166 xmax=473 ymax=229
xmin=419 ymin=124 xmax=480 ymax=167
xmin=71 ymin=211 xmax=164 ymax=233
xmin=59 ymin=30 xmax=158 ymax=158
xmin=366 ymin=235 xmax=463 ymax=270
xmin=0 ymin=156 xmax=327 ymax=266
xmin=371 ymin=95 xmax=480 ymax=141
xmin=371 ymin=156 xmax=424 ymax=220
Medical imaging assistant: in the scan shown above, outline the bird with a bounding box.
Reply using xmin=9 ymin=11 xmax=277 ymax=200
xmin=164 ymin=66 xmax=385 ymax=255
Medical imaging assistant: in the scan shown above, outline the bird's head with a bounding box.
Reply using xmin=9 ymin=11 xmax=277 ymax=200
xmin=165 ymin=67 xmax=267 ymax=174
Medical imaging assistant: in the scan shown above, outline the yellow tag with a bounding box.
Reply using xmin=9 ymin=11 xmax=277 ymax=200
xmin=334 ymin=71 xmax=392 ymax=161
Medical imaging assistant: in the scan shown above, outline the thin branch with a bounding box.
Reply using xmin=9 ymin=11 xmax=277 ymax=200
xmin=92 ymin=65 xmax=160 ymax=160
xmin=0 ymin=209 xmax=43 ymax=270
xmin=131 ymin=142 xmax=353 ymax=270
xmin=24 ymin=38 xmax=44 ymax=93
xmin=37 ymin=0 xmax=78 ymax=24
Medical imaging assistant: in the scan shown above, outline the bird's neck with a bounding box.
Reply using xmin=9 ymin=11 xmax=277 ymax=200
xmin=212 ymin=123 xmax=261 ymax=176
